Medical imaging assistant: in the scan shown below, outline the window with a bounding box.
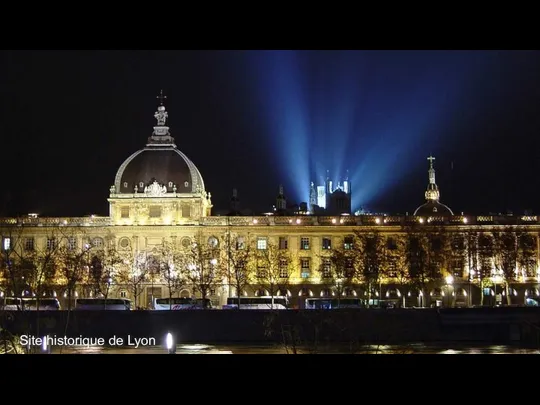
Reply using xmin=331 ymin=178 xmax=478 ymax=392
xmin=322 ymin=237 xmax=332 ymax=250
xmin=344 ymin=236 xmax=354 ymax=250
xmin=68 ymin=237 xmax=77 ymax=251
xmin=345 ymin=258 xmax=355 ymax=278
xmin=279 ymin=237 xmax=288 ymax=250
xmin=181 ymin=204 xmax=190 ymax=218
xmin=149 ymin=206 xmax=161 ymax=218
xmin=120 ymin=290 xmax=127 ymax=298
xmin=168 ymin=181 xmax=173 ymax=188
xmin=25 ymin=238 xmax=34 ymax=251
xmin=123 ymin=182 xmax=128 ymax=188
xmin=2 ymin=237 xmax=10 ymax=251
xmin=139 ymin=182 xmax=144 ymax=188
xmin=322 ymin=258 xmax=331 ymax=278
xmin=387 ymin=258 xmax=397 ymax=278
xmin=257 ymin=238 xmax=267 ymax=250
xmin=208 ymin=236 xmax=218 ymax=248
xmin=92 ymin=237 xmax=104 ymax=248
xmin=301 ymin=258 xmax=310 ymax=278
xmin=300 ymin=237 xmax=310 ymax=250
xmin=452 ymin=236 xmax=464 ymax=251
xmin=46 ymin=238 xmax=56 ymax=250
xmin=257 ymin=265 xmax=267 ymax=278
xmin=119 ymin=238 xmax=130 ymax=249
xmin=279 ymin=258 xmax=288 ymax=278
xmin=121 ymin=207 xmax=130 ymax=218
xmin=386 ymin=237 xmax=397 ymax=250
xmin=236 ymin=236 xmax=245 ymax=250
xmin=452 ymin=257 xmax=464 ymax=278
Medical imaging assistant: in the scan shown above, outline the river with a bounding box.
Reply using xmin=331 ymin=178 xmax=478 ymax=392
xmin=51 ymin=342 xmax=540 ymax=354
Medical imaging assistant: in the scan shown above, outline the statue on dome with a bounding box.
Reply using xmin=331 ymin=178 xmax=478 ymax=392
xmin=144 ymin=180 xmax=167 ymax=196
xmin=154 ymin=107 xmax=168 ymax=126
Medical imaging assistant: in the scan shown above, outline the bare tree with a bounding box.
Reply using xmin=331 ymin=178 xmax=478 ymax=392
xmin=87 ymin=241 xmax=124 ymax=308
xmin=491 ymin=227 xmax=519 ymax=305
xmin=155 ymin=240 xmax=188 ymax=310
xmin=254 ymin=238 xmax=292 ymax=307
xmin=322 ymin=237 xmax=359 ymax=307
xmin=115 ymin=249 xmax=150 ymax=309
xmin=476 ymin=231 xmax=494 ymax=306
xmin=517 ymin=233 xmax=537 ymax=280
xmin=184 ymin=233 xmax=224 ymax=308
xmin=385 ymin=235 xmax=409 ymax=307
xmin=57 ymin=233 xmax=94 ymax=310
xmin=1 ymin=226 xmax=64 ymax=310
xmin=404 ymin=226 xmax=447 ymax=307
xmin=220 ymin=232 xmax=256 ymax=309
xmin=354 ymin=230 xmax=387 ymax=307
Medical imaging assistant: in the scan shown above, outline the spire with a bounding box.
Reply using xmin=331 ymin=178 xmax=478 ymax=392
xmin=147 ymin=90 xmax=175 ymax=146
xmin=276 ymin=184 xmax=286 ymax=211
xmin=425 ymin=155 xmax=440 ymax=201
xmin=309 ymin=181 xmax=317 ymax=213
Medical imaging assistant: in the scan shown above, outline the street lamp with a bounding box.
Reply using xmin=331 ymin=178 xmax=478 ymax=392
xmin=165 ymin=332 xmax=175 ymax=354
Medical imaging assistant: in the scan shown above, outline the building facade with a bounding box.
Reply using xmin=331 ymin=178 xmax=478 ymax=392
xmin=1 ymin=99 xmax=539 ymax=309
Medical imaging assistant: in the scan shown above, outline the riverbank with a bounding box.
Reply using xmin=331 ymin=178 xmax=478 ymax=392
xmin=3 ymin=307 xmax=540 ymax=347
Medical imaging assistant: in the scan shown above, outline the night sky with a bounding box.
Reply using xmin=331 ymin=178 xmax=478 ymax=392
xmin=1 ymin=50 xmax=540 ymax=217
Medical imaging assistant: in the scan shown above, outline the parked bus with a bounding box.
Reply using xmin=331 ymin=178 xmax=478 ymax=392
xmin=223 ymin=296 xmax=289 ymax=310
xmin=153 ymin=297 xmax=213 ymax=310
xmin=22 ymin=297 xmax=61 ymax=310
xmin=305 ymin=297 xmax=364 ymax=309
xmin=0 ymin=297 xmax=22 ymax=310
xmin=75 ymin=298 xmax=131 ymax=310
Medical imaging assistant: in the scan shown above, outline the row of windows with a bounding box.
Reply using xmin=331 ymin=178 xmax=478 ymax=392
xmin=120 ymin=205 xmax=191 ymax=219
xmin=1 ymin=236 xmax=105 ymax=251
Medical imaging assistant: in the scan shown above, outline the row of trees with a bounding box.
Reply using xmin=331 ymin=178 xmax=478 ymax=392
xmin=1 ymin=225 xmax=538 ymax=309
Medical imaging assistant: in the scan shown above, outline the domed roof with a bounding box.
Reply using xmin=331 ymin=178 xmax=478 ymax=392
xmin=114 ymin=147 xmax=205 ymax=194
xmin=414 ymin=200 xmax=453 ymax=216
xmin=113 ymin=95 xmax=205 ymax=195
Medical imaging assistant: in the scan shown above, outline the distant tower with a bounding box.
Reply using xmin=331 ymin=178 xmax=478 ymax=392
xmin=343 ymin=170 xmax=350 ymax=194
xmin=230 ymin=188 xmax=240 ymax=215
xmin=309 ymin=182 xmax=317 ymax=213
xmin=276 ymin=184 xmax=287 ymax=211
xmin=425 ymin=155 xmax=440 ymax=202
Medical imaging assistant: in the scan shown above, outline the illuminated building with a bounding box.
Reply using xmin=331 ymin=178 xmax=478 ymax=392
xmin=1 ymin=96 xmax=540 ymax=309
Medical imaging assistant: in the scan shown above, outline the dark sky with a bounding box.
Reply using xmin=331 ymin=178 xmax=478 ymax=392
xmin=1 ymin=50 xmax=540 ymax=217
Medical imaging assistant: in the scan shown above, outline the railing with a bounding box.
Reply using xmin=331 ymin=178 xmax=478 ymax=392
xmin=1 ymin=214 xmax=540 ymax=228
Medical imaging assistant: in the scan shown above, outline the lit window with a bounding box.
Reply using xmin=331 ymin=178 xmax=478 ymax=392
xmin=301 ymin=258 xmax=310 ymax=278
xmin=68 ymin=237 xmax=77 ymax=250
xmin=236 ymin=237 xmax=245 ymax=250
xmin=92 ymin=237 xmax=104 ymax=248
xmin=123 ymin=182 xmax=128 ymax=188
xmin=46 ymin=238 xmax=56 ymax=250
xmin=343 ymin=236 xmax=354 ymax=250
xmin=25 ymin=238 xmax=34 ymax=251
xmin=300 ymin=237 xmax=310 ymax=250
xmin=322 ymin=258 xmax=331 ymax=278
xmin=279 ymin=258 xmax=288 ymax=278
xmin=322 ymin=237 xmax=331 ymax=250
xmin=257 ymin=238 xmax=267 ymax=250
xmin=2 ymin=237 xmax=11 ymax=251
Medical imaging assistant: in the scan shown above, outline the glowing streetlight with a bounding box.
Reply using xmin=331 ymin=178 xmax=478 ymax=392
xmin=445 ymin=275 xmax=454 ymax=285
xmin=166 ymin=332 xmax=175 ymax=354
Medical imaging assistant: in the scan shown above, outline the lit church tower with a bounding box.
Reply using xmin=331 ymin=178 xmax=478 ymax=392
xmin=343 ymin=170 xmax=350 ymax=194
xmin=309 ymin=182 xmax=317 ymax=213
xmin=276 ymin=184 xmax=287 ymax=211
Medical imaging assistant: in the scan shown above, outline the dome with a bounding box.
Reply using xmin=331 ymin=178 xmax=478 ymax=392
xmin=114 ymin=147 xmax=205 ymax=194
xmin=112 ymin=95 xmax=205 ymax=195
xmin=414 ymin=200 xmax=453 ymax=216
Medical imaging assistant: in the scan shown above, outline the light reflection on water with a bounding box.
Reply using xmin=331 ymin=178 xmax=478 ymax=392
xmin=52 ymin=343 xmax=540 ymax=354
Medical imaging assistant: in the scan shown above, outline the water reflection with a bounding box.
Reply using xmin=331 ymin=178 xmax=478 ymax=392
xmin=52 ymin=342 xmax=540 ymax=354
